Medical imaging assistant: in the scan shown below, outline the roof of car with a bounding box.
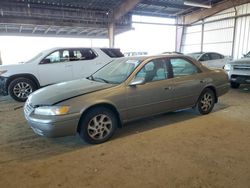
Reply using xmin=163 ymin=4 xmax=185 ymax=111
xmin=116 ymin=54 xmax=192 ymax=61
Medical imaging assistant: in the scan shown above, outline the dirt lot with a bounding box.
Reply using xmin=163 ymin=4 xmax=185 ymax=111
xmin=0 ymin=86 xmax=249 ymax=188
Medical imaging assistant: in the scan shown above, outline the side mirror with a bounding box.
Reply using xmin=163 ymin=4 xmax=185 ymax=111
xmin=40 ymin=58 xmax=51 ymax=64
xmin=129 ymin=77 xmax=145 ymax=86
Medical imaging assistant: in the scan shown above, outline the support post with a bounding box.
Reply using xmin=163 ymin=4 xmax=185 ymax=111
xmin=231 ymin=5 xmax=238 ymax=59
xmin=201 ymin=19 xmax=204 ymax=52
xmin=108 ymin=23 xmax=115 ymax=48
xmin=175 ymin=16 xmax=184 ymax=52
xmin=0 ymin=51 xmax=2 ymax=65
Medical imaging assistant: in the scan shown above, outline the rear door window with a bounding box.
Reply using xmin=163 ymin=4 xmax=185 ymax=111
xmin=70 ymin=49 xmax=97 ymax=61
xmin=170 ymin=58 xmax=199 ymax=77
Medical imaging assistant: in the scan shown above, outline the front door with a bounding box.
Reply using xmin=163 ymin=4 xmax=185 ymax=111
xmin=38 ymin=49 xmax=73 ymax=86
xmin=125 ymin=58 xmax=174 ymax=121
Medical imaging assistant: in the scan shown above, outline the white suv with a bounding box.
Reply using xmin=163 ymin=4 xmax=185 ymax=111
xmin=0 ymin=47 xmax=123 ymax=101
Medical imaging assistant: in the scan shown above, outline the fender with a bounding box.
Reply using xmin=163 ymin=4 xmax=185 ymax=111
xmin=6 ymin=73 xmax=40 ymax=90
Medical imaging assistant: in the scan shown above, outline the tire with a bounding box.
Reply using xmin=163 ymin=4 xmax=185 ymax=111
xmin=195 ymin=88 xmax=215 ymax=115
xmin=78 ymin=107 xmax=118 ymax=144
xmin=8 ymin=77 xmax=37 ymax=102
xmin=230 ymin=81 xmax=240 ymax=89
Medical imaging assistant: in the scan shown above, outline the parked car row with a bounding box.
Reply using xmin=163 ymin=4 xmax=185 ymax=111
xmin=4 ymin=47 xmax=249 ymax=144
xmin=187 ymin=51 xmax=250 ymax=89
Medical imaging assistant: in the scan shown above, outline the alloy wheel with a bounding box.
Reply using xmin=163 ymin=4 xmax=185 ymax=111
xmin=13 ymin=82 xmax=33 ymax=99
xmin=200 ymin=92 xmax=213 ymax=112
xmin=87 ymin=114 xmax=112 ymax=140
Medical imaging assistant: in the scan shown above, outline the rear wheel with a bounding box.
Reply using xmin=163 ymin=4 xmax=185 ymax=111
xmin=195 ymin=88 xmax=215 ymax=115
xmin=8 ymin=77 xmax=37 ymax=102
xmin=78 ymin=107 xmax=117 ymax=144
xmin=230 ymin=81 xmax=240 ymax=89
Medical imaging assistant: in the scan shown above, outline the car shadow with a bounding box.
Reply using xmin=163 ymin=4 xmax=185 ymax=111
xmin=113 ymin=101 xmax=229 ymax=141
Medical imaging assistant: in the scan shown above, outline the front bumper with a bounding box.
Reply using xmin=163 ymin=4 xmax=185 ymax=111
xmin=0 ymin=76 xmax=8 ymax=96
xmin=24 ymin=111 xmax=81 ymax=137
xmin=230 ymin=75 xmax=250 ymax=84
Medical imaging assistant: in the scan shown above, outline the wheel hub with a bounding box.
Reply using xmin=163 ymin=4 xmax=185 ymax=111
xmin=13 ymin=82 xmax=33 ymax=99
xmin=200 ymin=93 xmax=213 ymax=112
xmin=87 ymin=114 xmax=112 ymax=140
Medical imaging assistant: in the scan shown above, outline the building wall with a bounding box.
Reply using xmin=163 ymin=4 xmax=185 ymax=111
xmin=181 ymin=3 xmax=250 ymax=59
xmin=181 ymin=23 xmax=202 ymax=53
xmin=234 ymin=3 xmax=250 ymax=59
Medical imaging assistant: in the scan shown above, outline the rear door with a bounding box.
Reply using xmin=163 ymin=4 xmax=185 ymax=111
xmin=71 ymin=48 xmax=102 ymax=79
xmin=38 ymin=49 xmax=73 ymax=86
xmin=168 ymin=57 xmax=206 ymax=109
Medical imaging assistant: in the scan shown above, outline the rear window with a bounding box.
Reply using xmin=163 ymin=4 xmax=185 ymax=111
xmin=101 ymin=48 xmax=124 ymax=58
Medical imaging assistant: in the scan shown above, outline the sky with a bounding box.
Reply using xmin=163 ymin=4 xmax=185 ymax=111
xmin=0 ymin=16 xmax=176 ymax=65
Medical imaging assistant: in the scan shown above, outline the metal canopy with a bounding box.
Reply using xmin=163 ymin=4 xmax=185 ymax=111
xmin=0 ymin=0 xmax=224 ymax=38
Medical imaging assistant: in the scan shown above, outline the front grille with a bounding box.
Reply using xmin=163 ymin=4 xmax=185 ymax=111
xmin=24 ymin=102 xmax=34 ymax=115
xmin=233 ymin=65 xmax=250 ymax=71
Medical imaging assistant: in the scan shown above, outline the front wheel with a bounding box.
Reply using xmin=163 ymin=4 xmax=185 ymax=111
xmin=195 ymin=88 xmax=215 ymax=115
xmin=78 ymin=107 xmax=118 ymax=144
xmin=8 ymin=77 xmax=37 ymax=102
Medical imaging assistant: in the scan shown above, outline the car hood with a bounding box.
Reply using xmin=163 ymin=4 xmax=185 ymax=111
xmin=28 ymin=78 xmax=114 ymax=106
xmin=228 ymin=58 xmax=250 ymax=65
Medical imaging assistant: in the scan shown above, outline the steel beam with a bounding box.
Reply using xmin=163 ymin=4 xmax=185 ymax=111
xmin=32 ymin=26 xmax=37 ymax=33
xmin=183 ymin=0 xmax=250 ymax=24
xmin=142 ymin=0 xmax=190 ymax=9
xmin=113 ymin=0 xmax=142 ymax=21
xmin=44 ymin=27 xmax=51 ymax=34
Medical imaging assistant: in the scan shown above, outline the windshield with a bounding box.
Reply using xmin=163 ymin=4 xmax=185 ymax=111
xmin=187 ymin=53 xmax=203 ymax=60
xmin=90 ymin=58 xmax=142 ymax=84
xmin=25 ymin=52 xmax=43 ymax=63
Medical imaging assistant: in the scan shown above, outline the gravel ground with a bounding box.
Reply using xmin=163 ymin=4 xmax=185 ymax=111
xmin=0 ymin=86 xmax=249 ymax=188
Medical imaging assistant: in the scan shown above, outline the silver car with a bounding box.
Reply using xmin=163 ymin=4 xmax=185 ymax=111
xmin=24 ymin=55 xmax=229 ymax=144
xmin=187 ymin=52 xmax=231 ymax=69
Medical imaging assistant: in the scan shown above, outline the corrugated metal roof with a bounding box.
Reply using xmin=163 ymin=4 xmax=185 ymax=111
xmin=0 ymin=0 xmax=225 ymax=38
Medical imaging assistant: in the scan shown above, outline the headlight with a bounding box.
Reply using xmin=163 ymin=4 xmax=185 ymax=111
xmin=224 ymin=64 xmax=231 ymax=71
xmin=34 ymin=106 xmax=70 ymax=116
xmin=0 ymin=70 xmax=7 ymax=75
